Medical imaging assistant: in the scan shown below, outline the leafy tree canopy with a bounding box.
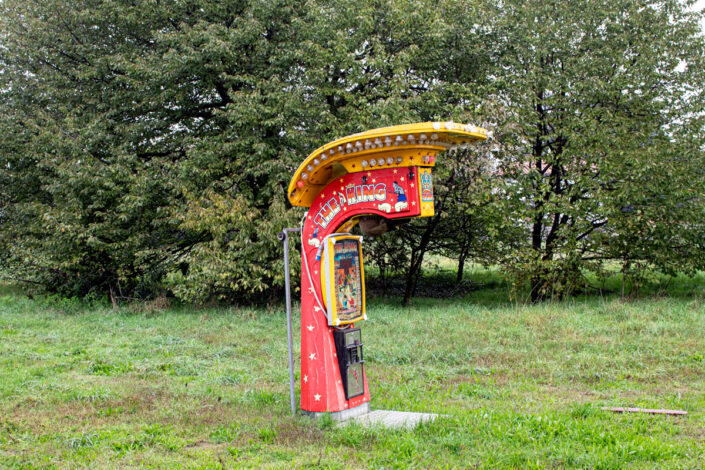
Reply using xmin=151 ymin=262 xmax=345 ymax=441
xmin=1 ymin=0 xmax=703 ymax=302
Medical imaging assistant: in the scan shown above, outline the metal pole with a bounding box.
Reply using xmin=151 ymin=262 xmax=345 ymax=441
xmin=278 ymin=227 xmax=300 ymax=416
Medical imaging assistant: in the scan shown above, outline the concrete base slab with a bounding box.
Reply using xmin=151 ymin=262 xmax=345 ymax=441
xmin=301 ymin=402 xmax=370 ymax=421
xmin=343 ymin=410 xmax=439 ymax=429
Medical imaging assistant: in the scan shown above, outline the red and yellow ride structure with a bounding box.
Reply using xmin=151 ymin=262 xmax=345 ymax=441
xmin=287 ymin=121 xmax=487 ymax=417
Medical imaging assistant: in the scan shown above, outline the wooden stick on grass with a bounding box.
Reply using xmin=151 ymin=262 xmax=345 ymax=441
xmin=601 ymin=407 xmax=687 ymax=416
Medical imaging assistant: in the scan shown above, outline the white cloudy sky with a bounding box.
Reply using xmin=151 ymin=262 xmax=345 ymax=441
xmin=696 ymin=0 xmax=705 ymax=27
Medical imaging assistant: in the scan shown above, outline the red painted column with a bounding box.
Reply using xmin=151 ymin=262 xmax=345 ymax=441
xmin=299 ymin=168 xmax=421 ymax=413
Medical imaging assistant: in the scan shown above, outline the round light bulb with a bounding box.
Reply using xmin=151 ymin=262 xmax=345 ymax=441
xmin=302 ymin=172 xmax=308 ymax=180
xmin=387 ymin=157 xmax=394 ymax=164
xmin=370 ymin=158 xmax=377 ymax=166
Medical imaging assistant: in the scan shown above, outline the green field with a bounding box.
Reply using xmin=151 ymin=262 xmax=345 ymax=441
xmin=1 ymin=275 xmax=704 ymax=469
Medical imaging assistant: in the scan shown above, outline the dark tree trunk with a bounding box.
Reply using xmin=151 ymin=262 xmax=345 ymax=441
xmin=401 ymin=170 xmax=455 ymax=306
xmin=530 ymin=214 xmax=544 ymax=302
xmin=402 ymin=209 xmax=444 ymax=306
xmin=403 ymin=249 xmax=423 ymax=306
xmin=456 ymin=250 xmax=467 ymax=285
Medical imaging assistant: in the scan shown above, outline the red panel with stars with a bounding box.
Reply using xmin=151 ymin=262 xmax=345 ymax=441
xmin=299 ymin=167 xmax=423 ymax=413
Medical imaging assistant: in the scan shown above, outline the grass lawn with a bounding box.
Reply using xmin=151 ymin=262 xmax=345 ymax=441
xmin=1 ymin=274 xmax=704 ymax=469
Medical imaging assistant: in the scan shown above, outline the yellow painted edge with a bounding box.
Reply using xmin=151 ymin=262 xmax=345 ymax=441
xmin=321 ymin=236 xmax=333 ymax=320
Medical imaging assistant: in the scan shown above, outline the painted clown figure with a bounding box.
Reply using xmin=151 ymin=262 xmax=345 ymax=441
xmin=392 ymin=181 xmax=408 ymax=212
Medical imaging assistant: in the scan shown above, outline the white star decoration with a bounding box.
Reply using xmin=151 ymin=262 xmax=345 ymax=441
xmin=313 ymin=306 xmax=320 ymax=312
xmin=314 ymin=394 xmax=321 ymax=401
xmin=393 ymin=170 xmax=398 ymax=174
xmin=412 ymin=201 xmax=416 ymax=206
xmin=303 ymin=375 xmax=308 ymax=383
xmin=400 ymin=177 xmax=405 ymax=182
xmin=307 ymin=325 xmax=314 ymax=331
xmin=307 ymin=287 xmax=313 ymax=293
xmin=309 ymin=353 xmax=316 ymax=360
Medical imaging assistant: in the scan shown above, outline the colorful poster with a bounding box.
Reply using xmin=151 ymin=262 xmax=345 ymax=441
xmin=333 ymin=240 xmax=362 ymax=322
xmin=420 ymin=170 xmax=434 ymax=202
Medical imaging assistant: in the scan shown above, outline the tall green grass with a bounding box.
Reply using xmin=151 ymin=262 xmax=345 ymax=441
xmin=1 ymin=273 xmax=704 ymax=468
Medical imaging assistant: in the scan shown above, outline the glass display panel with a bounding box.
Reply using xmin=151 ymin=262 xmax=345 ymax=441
xmin=346 ymin=363 xmax=364 ymax=398
xmin=345 ymin=329 xmax=362 ymax=347
xmin=333 ymin=240 xmax=363 ymax=323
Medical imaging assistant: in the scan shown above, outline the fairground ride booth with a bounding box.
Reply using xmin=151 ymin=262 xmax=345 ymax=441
xmin=286 ymin=122 xmax=487 ymax=420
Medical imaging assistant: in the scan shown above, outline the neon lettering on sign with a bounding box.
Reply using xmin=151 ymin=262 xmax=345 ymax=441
xmin=313 ymin=197 xmax=342 ymax=228
xmin=345 ymin=183 xmax=386 ymax=206
xmin=315 ymin=183 xmax=388 ymax=229
xmin=309 ymin=168 xmax=429 ymax=231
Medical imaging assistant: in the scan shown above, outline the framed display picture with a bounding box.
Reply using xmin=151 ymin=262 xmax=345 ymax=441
xmin=321 ymin=235 xmax=366 ymax=325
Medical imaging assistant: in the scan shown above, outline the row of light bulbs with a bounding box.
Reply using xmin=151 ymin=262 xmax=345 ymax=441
xmin=294 ymin=123 xmax=484 ymax=191
xmin=299 ymin=133 xmax=443 ymax=183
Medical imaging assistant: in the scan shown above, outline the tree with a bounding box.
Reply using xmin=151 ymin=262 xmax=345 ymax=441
xmin=0 ymin=0 xmax=493 ymax=302
xmin=483 ymin=0 xmax=705 ymax=300
xmin=299 ymin=0 xmax=498 ymax=305
xmin=0 ymin=0 xmax=307 ymax=300
xmin=369 ymin=143 xmax=504 ymax=305
xmin=432 ymin=145 xmax=512 ymax=286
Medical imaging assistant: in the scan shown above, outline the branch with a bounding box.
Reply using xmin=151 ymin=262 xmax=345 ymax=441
xmin=576 ymin=220 xmax=608 ymax=242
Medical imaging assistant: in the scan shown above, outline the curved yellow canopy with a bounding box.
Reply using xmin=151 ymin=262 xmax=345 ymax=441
xmin=287 ymin=122 xmax=487 ymax=207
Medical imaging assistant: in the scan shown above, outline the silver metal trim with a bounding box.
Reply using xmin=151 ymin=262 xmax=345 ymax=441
xmin=278 ymin=227 xmax=301 ymax=416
